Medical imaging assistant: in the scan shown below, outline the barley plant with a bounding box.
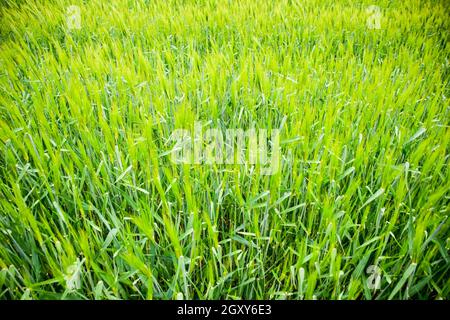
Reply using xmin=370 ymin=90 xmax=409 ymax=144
xmin=0 ymin=0 xmax=449 ymax=300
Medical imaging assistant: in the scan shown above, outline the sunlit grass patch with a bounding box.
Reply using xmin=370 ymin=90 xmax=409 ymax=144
xmin=0 ymin=0 xmax=449 ymax=299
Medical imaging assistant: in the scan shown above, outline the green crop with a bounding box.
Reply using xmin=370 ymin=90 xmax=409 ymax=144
xmin=0 ymin=0 xmax=449 ymax=299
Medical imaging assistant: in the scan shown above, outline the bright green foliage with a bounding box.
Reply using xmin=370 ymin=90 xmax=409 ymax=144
xmin=0 ymin=0 xmax=449 ymax=299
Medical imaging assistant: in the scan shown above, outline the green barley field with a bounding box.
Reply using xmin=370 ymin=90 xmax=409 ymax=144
xmin=0 ymin=0 xmax=449 ymax=300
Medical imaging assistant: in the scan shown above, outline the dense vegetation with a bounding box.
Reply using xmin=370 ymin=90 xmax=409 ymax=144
xmin=0 ymin=0 xmax=449 ymax=299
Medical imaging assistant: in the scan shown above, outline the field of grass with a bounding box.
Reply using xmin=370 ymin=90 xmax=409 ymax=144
xmin=0 ymin=0 xmax=449 ymax=300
